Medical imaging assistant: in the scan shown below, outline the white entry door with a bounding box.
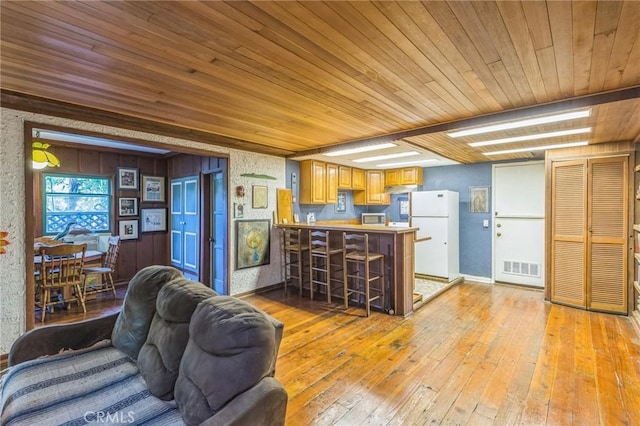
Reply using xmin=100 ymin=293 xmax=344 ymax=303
xmin=493 ymin=162 xmax=545 ymax=287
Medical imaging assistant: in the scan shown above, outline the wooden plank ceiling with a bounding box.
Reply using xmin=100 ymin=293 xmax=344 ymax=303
xmin=1 ymin=1 xmax=639 ymax=163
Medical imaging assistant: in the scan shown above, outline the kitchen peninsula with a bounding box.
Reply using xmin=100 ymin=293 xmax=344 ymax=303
xmin=276 ymin=222 xmax=419 ymax=316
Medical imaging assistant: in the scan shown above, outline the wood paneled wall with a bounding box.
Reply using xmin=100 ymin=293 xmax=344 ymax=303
xmin=33 ymin=144 xmax=169 ymax=283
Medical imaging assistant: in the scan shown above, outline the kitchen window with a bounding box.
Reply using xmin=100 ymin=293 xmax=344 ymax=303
xmin=43 ymin=173 xmax=111 ymax=234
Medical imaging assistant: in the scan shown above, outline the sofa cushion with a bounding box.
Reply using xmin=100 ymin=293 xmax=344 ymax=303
xmin=174 ymin=296 xmax=278 ymax=426
xmin=138 ymin=278 xmax=217 ymax=400
xmin=111 ymin=265 xmax=183 ymax=359
xmin=0 ymin=341 xmax=184 ymax=425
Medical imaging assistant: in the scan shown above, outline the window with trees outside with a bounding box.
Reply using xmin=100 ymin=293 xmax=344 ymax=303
xmin=43 ymin=173 xmax=112 ymax=234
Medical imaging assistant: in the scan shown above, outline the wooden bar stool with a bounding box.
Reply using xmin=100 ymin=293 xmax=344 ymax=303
xmin=281 ymin=228 xmax=309 ymax=295
xmin=309 ymin=230 xmax=344 ymax=304
xmin=343 ymin=232 xmax=385 ymax=317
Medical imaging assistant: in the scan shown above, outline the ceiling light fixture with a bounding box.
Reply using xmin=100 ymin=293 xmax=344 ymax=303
xmin=483 ymin=141 xmax=588 ymax=156
xmin=32 ymin=138 xmax=61 ymax=170
xmin=376 ymin=159 xmax=438 ymax=167
xmin=468 ymin=127 xmax=591 ymax=147
xmin=448 ymin=110 xmax=591 ymax=138
xmin=353 ymin=151 xmax=419 ymax=163
xmin=323 ymin=142 xmax=397 ymax=157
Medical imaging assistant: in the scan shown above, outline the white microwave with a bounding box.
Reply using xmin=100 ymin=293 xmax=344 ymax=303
xmin=361 ymin=213 xmax=386 ymax=226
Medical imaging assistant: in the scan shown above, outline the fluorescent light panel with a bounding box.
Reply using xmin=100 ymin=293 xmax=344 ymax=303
xmin=448 ymin=110 xmax=591 ymax=138
xmin=324 ymin=142 xmax=396 ymax=157
xmin=376 ymin=159 xmax=438 ymax=167
xmin=468 ymin=127 xmax=591 ymax=147
xmin=353 ymin=151 xmax=419 ymax=163
xmin=483 ymin=141 xmax=588 ymax=156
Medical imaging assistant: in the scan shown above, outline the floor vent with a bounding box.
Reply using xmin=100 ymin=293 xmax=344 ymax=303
xmin=503 ymin=261 xmax=541 ymax=278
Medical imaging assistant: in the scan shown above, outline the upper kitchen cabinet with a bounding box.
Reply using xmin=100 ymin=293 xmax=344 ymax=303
xmin=354 ymin=170 xmax=390 ymax=205
xmin=385 ymin=167 xmax=424 ymax=186
xmin=352 ymin=168 xmax=366 ymax=190
xmin=338 ymin=165 xmax=352 ymax=189
xmin=326 ymin=163 xmax=338 ymax=204
xmin=385 ymin=169 xmax=400 ymax=186
xmin=400 ymin=167 xmax=423 ymax=185
xmin=299 ymin=160 xmax=326 ymax=204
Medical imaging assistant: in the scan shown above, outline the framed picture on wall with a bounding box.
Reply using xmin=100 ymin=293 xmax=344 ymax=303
xmin=470 ymin=186 xmax=490 ymax=213
xmin=252 ymin=185 xmax=268 ymax=209
xmin=118 ymin=197 xmax=138 ymax=217
xmin=142 ymin=175 xmax=165 ymax=202
xmin=116 ymin=167 xmax=139 ymax=190
xmin=141 ymin=208 xmax=167 ymax=232
xmin=235 ymin=219 xmax=271 ymax=269
xmin=336 ymin=192 xmax=347 ymax=213
xmin=399 ymin=196 xmax=409 ymax=220
xmin=234 ymin=203 xmax=244 ymax=218
xmin=118 ymin=219 xmax=139 ymax=240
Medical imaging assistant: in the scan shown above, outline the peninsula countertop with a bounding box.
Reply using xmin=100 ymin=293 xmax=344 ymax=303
xmin=275 ymin=222 xmax=419 ymax=235
xmin=274 ymin=221 xmax=419 ymax=316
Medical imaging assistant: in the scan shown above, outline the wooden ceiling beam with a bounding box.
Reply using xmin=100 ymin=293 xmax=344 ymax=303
xmin=1 ymin=89 xmax=294 ymax=157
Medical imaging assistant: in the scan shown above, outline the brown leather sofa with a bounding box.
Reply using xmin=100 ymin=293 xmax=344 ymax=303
xmin=2 ymin=265 xmax=287 ymax=426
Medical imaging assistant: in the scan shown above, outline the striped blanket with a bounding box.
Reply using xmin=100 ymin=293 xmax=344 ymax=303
xmin=0 ymin=340 xmax=184 ymax=425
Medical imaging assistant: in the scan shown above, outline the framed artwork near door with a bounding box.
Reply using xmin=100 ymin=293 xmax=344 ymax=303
xmin=234 ymin=203 xmax=244 ymax=218
xmin=141 ymin=208 xmax=167 ymax=232
xmin=235 ymin=219 xmax=270 ymax=269
xmin=469 ymin=186 xmax=489 ymax=213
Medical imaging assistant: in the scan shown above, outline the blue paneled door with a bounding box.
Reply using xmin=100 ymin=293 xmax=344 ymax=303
xmin=171 ymin=176 xmax=199 ymax=280
xmin=211 ymin=171 xmax=227 ymax=294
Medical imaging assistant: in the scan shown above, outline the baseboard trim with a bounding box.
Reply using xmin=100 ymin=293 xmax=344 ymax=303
xmin=631 ymin=310 xmax=640 ymax=338
xmin=236 ymin=282 xmax=284 ymax=299
xmin=461 ymin=274 xmax=493 ymax=284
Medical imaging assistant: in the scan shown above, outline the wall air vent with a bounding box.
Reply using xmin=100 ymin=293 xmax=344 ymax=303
xmin=503 ymin=261 xmax=541 ymax=278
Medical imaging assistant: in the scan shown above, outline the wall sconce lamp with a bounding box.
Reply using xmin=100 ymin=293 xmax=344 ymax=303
xmin=32 ymin=141 xmax=60 ymax=169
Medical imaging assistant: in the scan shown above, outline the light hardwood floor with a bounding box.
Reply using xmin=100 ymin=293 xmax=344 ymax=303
xmin=245 ymin=282 xmax=640 ymax=426
xmin=32 ymin=281 xmax=640 ymax=425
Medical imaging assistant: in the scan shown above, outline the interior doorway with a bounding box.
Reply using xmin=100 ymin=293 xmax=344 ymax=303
xmin=23 ymin=123 xmax=231 ymax=330
xmin=493 ymin=161 xmax=545 ymax=288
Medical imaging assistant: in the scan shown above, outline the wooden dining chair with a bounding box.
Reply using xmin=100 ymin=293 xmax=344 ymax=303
xmin=36 ymin=243 xmax=87 ymax=322
xmin=83 ymin=236 xmax=120 ymax=299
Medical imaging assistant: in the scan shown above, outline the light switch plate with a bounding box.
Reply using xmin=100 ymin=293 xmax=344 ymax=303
xmin=483 ymin=219 xmax=489 ymax=228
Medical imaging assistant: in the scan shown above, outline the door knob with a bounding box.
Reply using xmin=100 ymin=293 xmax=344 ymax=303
xmin=497 ymin=232 xmax=502 ymax=237
xmin=496 ymin=223 xmax=501 ymax=228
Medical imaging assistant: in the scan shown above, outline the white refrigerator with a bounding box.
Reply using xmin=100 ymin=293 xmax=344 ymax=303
xmin=410 ymin=190 xmax=460 ymax=281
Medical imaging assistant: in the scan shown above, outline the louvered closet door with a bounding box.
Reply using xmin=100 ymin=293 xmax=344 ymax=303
xmin=588 ymin=157 xmax=627 ymax=313
xmin=551 ymin=160 xmax=587 ymax=308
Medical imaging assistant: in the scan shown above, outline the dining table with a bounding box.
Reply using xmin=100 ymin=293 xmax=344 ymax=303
xmin=33 ymin=249 xmax=103 ymax=265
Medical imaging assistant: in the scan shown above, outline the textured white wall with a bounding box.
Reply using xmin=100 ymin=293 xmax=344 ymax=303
xmin=0 ymin=108 xmax=285 ymax=353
